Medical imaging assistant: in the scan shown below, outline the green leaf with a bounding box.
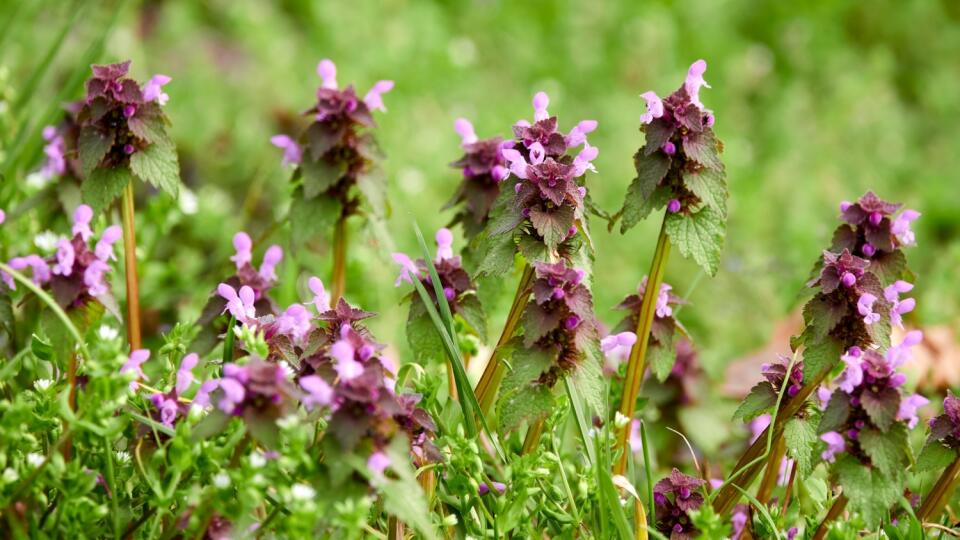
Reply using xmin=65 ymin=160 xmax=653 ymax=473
xmin=834 ymin=455 xmax=873 ymax=523
xmin=681 ymin=129 xmax=723 ymax=171
xmin=289 ymin=194 xmax=341 ymax=246
xmin=859 ymin=425 xmax=908 ymax=476
xmin=78 ymin=125 xmax=114 ymax=177
xmin=129 ymin=142 xmax=180 ymax=197
xmin=371 ymin=437 xmax=439 ymax=540
xmin=569 ymin=341 xmax=605 ymax=418
xmin=127 ymin=107 xmax=172 ymax=147
xmin=802 ymin=336 xmax=843 ymax=383
xmin=517 ymin=231 xmax=548 ymax=265
xmin=300 ymin=157 xmax=346 ymax=199
xmin=497 ymin=382 xmax=554 ymax=434
xmin=620 ymin=151 xmax=670 ymax=232
xmin=818 ymin=391 xmax=851 ymax=434
xmin=683 ymin=165 xmax=727 ymax=218
xmin=474 ymin=230 xmax=516 ymax=278
xmin=500 ymin=343 xmax=553 ymax=397
xmin=836 ymin=454 xmax=905 ymax=527
xmin=357 ymin=167 xmax=388 ymax=217
xmin=521 ymin=302 xmax=563 ymax=347
xmin=665 ymin=205 xmax=725 ymax=276
xmin=456 ymin=293 xmax=487 ymax=342
xmin=861 ymin=386 xmax=900 ymax=432
xmin=648 ymin=341 xmax=677 ymax=382
xmin=529 ymin=205 xmax=575 ymax=251
xmin=732 ymin=381 xmax=777 ymax=422
xmin=869 ymin=250 xmax=907 ymax=286
xmin=916 ymin=440 xmax=957 ymax=472
xmin=406 ymin=297 xmax=445 ymax=364
xmin=784 ymin=417 xmax=818 ymax=477
xmin=801 ymin=294 xmax=847 ymax=343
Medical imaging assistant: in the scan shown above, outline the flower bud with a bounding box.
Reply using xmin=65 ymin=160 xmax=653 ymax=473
xmin=869 ymin=212 xmax=883 ymax=227
xmin=862 ymin=243 xmax=876 ymax=257
xmin=662 ymin=141 xmax=676 ymax=155
xmin=667 ymin=199 xmax=681 ymax=213
xmin=840 ymin=271 xmax=857 ymax=288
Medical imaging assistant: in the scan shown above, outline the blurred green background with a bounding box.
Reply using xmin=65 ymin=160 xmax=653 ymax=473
xmin=2 ymin=0 xmax=959 ymax=382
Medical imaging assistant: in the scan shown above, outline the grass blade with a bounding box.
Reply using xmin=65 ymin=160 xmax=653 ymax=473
xmin=564 ymin=377 xmax=596 ymax=465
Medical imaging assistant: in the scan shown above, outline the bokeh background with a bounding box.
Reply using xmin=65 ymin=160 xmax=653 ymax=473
xmin=3 ymin=0 xmax=959 ymax=448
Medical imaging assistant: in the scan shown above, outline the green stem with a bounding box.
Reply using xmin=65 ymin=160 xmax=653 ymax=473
xmin=103 ymin=437 xmax=120 ymax=538
xmin=917 ymin=456 xmax=960 ymax=522
xmin=614 ymin=215 xmax=671 ymax=476
xmin=331 ymin=214 xmax=348 ymax=305
xmin=521 ymin=418 xmax=545 ymax=455
xmin=121 ymin=182 xmax=142 ymax=349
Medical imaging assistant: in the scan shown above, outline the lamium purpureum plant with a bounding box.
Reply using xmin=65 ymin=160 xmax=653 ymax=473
xmin=445 ymin=118 xmax=509 ymax=241
xmin=270 ymin=59 xmax=393 ymax=303
xmin=613 ymin=59 xmax=728 ymax=477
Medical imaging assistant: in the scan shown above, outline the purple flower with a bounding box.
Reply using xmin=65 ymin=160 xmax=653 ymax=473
xmin=749 ymin=414 xmax=771 ymax=443
xmin=454 ymin=118 xmax=478 ymax=145
xmin=532 ymin=91 xmax=550 ymax=122
xmin=299 ymin=375 xmax=333 ymax=410
xmin=817 ymin=387 xmax=833 ymax=410
xmin=479 ymin=481 xmax=507 ymax=495
xmin=897 ymin=393 xmax=929 ymax=429
xmin=151 ymin=393 xmax=179 ymax=427
xmin=572 ymin=142 xmax=598 ymax=176
xmin=258 ymin=245 xmax=283 ymax=283
xmin=217 ymin=283 xmax=257 ymax=324
xmin=891 ymin=209 xmax=920 ymax=246
xmin=367 ymin=451 xmax=391 ymax=477
xmin=217 ymin=376 xmax=246 ymax=414
xmin=684 ymin=59 xmax=711 ymax=111
xmin=363 ymin=80 xmax=394 ymax=113
xmin=72 ymin=205 xmax=94 ymax=241
xmin=275 ymin=303 xmax=312 ymax=345
xmin=83 ymin=259 xmax=110 ymax=297
xmin=41 ymin=126 xmax=66 ymax=178
xmin=435 ymin=227 xmax=454 ymax=261
xmin=317 ymin=59 xmax=338 ymax=89
xmin=390 ymin=252 xmax=419 ymax=286
xmin=230 ymin=232 xmax=253 ymax=269
xmin=667 ymin=199 xmax=681 ymax=213
xmin=820 ymin=431 xmax=845 ymax=462
xmin=601 ymin=331 xmax=637 ymax=374
xmin=639 ymin=91 xmax=664 ymax=124
xmin=95 ymin=225 xmax=122 ymax=262
xmin=565 ymin=119 xmax=597 ymax=148
xmin=331 ymin=326 xmax=364 ymax=381
xmin=121 ymin=349 xmax=150 ymax=390
xmin=857 ymin=293 xmax=880 ymax=325
xmin=662 ymin=141 xmax=676 ymax=155
xmin=193 ymin=379 xmax=219 ymax=408
xmin=836 ymin=347 xmax=864 ymax=393
xmin=4 ymin=255 xmax=52 ymax=289
xmin=886 ymin=330 xmax=923 ymax=369
xmin=884 ymin=280 xmax=915 ymax=329
xmin=270 ymin=135 xmax=301 ymax=167
xmin=176 ymin=353 xmax=199 ymax=395
xmin=309 ymin=277 xmax=331 ymax=313
xmin=731 ymin=506 xmax=748 ymax=539
xmin=0 ymin=209 xmax=4 ymax=225
xmin=52 ymin=238 xmax=75 ymax=277
xmin=786 ymin=526 xmax=799 ymax=540
xmin=142 ymin=74 xmax=171 ymax=105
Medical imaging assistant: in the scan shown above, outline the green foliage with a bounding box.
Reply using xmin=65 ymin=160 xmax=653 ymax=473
xmin=916 ymin=440 xmax=957 ymax=472
xmin=130 ymin=141 xmax=181 ymax=197
xmin=783 ymin=416 xmax=818 ymax=477
xmin=801 ymin=335 xmax=844 ymax=384
xmin=834 ymin=454 xmax=904 ymax=527
xmin=733 ymin=381 xmax=777 ymax=422
xmin=664 ymin=205 xmax=725 ymax=277
xmin=647 ymin=340 xmax=676 ymax=382
xmin=619 ymin=151 xmax=670 ymax=232
xmin=81 ymin=165 xmax=132 ymax=210
xmin=289 ymin=191 xmax=342 ymax=246
xmin=78 ymin=125 xmax=113 ymax=176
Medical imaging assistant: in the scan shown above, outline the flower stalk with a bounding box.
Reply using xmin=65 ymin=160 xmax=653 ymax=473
xmin=521 ymin=419 xmax=545 ymax=455
xmin=474 ymin=264 xmax=534 ymax=415
xmin=614 ymin=217 xmax=671 ymax=475
xmin=755 ymin=437 xmax=786 ymax=505
xmin=331 ymin=214 xmax=348 ymax=305
xmin=811 ymin=493 xmax=847 ymax=540
xmin=917 ymin=456 xmax=960 ymax=522
xmin=121 ymin=182 xmax=142 ymax=349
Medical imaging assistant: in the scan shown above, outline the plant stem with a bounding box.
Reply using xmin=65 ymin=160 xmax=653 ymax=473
xmin=614 ymin=216 xmax=671 ymax=476
xmin=331 ymin=214 xmax=348 ymax=305
xmin=780 ymin=460 xmax=799 ymax=515
xmin=121 ymin=182 xmax=142 ymax=349
xmin=811 ymin=493 xmax=848 ymax=540
xmin=63 ymin=352 xmax=77 ymax=460
xmin=521 ymin=418 xmax=545 ymax=455
xmin=917 ymin=456 xmax=960 ymax=521
xmin=755 ymin=437 xmax=786 ymax=505
xmin=633 ymin=498 xmax=648 ymax=540
xmin=387 ymin=516 xmax=404 ymax=540
xmin=474 ymin=264 xmax=534 ymax=415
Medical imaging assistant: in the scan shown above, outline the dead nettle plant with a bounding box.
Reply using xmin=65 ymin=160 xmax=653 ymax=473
xmin=716 ymin=192 xmax=922 ymax=525
xmin=463 ymin=91 xmax=606 ymax=443
xmin=270 ymin=59 xmax=393 ymax=304
xmin=611 ymin=59 xmax=729 ymax=476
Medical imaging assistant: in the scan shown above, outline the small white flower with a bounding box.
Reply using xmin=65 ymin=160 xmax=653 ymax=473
xmin=614 ymin=412 xmax=630 ymax=429
xmin=98 ymin=325 xmax=119 ymax=341
xmin=3 ymin=467 xmax=19 ymax=483
xmin=213 ymin=472 xmax=231 ymax=489
xmin=33 ymin=379 xmax=53 ymax=391
xmin=115 ymin=451 xmax=131 ymax=464
xmin=26 ymin=453 xmax=45 ymax=467
xmin=25 ymin=172 xmax=52 ymax=190
xmin=178 ymin=188 xmax=199 ymax=215
xmin=291 ymin=483 xmax=316 ymax=500
xmin=33 ymin=231 xmax=60 ymax=253
xmin=249 ymin=452 xmax=267 ymax=469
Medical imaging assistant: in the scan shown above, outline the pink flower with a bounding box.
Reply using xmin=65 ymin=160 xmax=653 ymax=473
xmin=532 ymin=91 xmax=550 ymax=122
xmin=629 ymin=419 xmax=644 ymax=454
xmin=317 ymin=59 xmax=338 ymax=89
xmin=887 ymin=330 xmax=923 ymax=368
xmin=176 ymin=353 xmax=199 ymax=395
xmin=884 ymin=280 xmax=915 ymax=329
xmin=72 ymin=205 xmax=94 ymax=241
xmin=95 ymin=225 xmax=123 ymax=262
xmin=435 ymin=228 xmax=454 ymax=261
xmin=121 ymin=349 xmax=150 ymax=390
xmin=217 ymin=283 xmax=257 ymax=324
xmin=363 ymin=80 xmax=394 ymax=113
xmin=820 ymin=431 xmax=845 ymax=462
xmin=684 ymin=59 xmax=711 ymax=111
xmin=230 ymin=232 xmax=252 ymax=269
xmin=270 ymin=135 xmax=301 ymax=167
xmin=218 ymin=377 xmax=246 ymax=414
xmin=0 ymin=209 xmax=4 ymax=225
xmin=655 ymin=284 xmax=673 ymax=318
xmin=836 ymin=347 xmax=864 ymax=393
xmin=817 ymin=387 xmax=832 ymax=410
xmin=151 ymin=394 xmax=179 ymax=427
xmin=193 ymin=379 xmax=219 ymax=407
xmin=41 ymin=127 xmax=66 ymax=178
xmin=639 ymin=91 xmax=664 ymax=124
xmin=500 ymin=147 xmax=529 ymax=180
xmin=276 ymin=303 xmax=312 ymax=344
xmin=749 ymin=414 xmax=771 ymax=443
xmin=300 ymin=375 xmax=333 ymax=410
xmin=572 ymin=141 xmax=599 ymax=176
xmin=83 ymin=259 xmax=110 ymax=297
xmin=259 ymin=245 xmax=283 ymax=283
xmin=857 ymin=292 xmax=880 ymax=325
xmin=897 ymin=393 xmax=928 ymax=429
xmin=4 ymin=255 xmax=52 ymax=289
xmin=308 ymin=277 xmax=331 ymax=313
xmin=143 ymin=75 xmax=172 ymax=105
xmin=891 ymin=209 xmax=920 ymax=246
xmin=367 ymin=451 xmax=391 ymax=477
xmin=601 ymin=331 xmax=637 ymax=374
xmin=52 ymin=238 xmax=75 ymax=276
xmin=565 ymin=120 xmax=598 ymax=148
xmin=390 ymin=252 xmax=419 ymax=286
xmin=331 ymin=334 xmax=364 ymax=381
xmin=454 ymin=118 xmax=477 ymax=145
xmin=479 ymin=481 xmax=507 ymax=495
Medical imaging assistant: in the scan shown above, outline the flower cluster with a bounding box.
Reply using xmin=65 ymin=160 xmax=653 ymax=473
xmin=146 ymin=353 xmax=200 ymax=429
xmin=201 ymin=231 xmax=285 ymax=330
xmin=835 ymin=191 xmax=921 ymax=258
xmin=392 ymin=228 xmax=476 ymax=312
xmin=818 ymin=332 xmax=927 ymax=463
xmin=2 ymin=204 xmax=121 ymax=311
xmin=490 ymin=92 xmax=598 ymax=253
xmin=272 ymin=59 xmax=393 ymax=242
xmin=445 ymin=119 xmax=510 ymax=239
xmin=608 ymin=276 xmax=686 ymax=381
xmin=653 ymin=468 xmax=705 ymax=539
